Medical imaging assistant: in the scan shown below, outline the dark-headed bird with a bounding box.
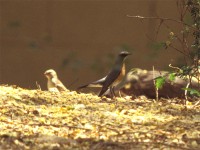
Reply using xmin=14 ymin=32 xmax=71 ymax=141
xmin=98 ymin=51 xmax=131 ymax=97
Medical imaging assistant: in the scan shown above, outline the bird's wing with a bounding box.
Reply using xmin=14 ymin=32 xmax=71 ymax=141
xmin=98 ymin=69 xmax=121 ymax=96
xmin=51 ymin=78 xmax=58 ymax=86
xmin=56 ymin=81 xmax=67 ymax=91
xmin=56 ymin=84 xmax=67 ymax=91
xmin=52 ymin=78 xmax=67 ymax=91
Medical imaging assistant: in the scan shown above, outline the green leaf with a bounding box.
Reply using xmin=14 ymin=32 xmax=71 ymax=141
xmin=182 ymin=88 xmax=200 ymax=97
xmin=155 ymin=76 xmax=166 ymax=89
xmin=169 ymin=73 xmax=176 ymax=82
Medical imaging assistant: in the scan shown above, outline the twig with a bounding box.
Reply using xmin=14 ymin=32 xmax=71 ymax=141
xmin=155 ymin=19 xmax=164 ymax=40
xmin=153 ymin=66 xmax=158 ymax=101
xmin=168 ymin=64 xmax=181 ymax=72
xmin=192 ymin=99 xmax=200 ymax=108
xmin=169 ymin=45 xmax=189 ymax=57
xmin=36 ymin=81 xmax=41 ymax=90
xmin=29 ymin=123 xmax=91 ymax=130
xmin=127 ymin=15 xmax=195 ymax=29
xmin=91 ymin=122 xmax=120 ymax=134
xmin=184 ymin=82 xmax=189 ymax=105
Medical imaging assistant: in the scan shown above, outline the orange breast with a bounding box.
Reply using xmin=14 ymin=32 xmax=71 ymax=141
xmin=113 ymin=63 xmax=126 ymax=86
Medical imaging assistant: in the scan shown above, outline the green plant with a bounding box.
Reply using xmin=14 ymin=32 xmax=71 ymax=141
xmin=183 ymin=87 xmax=200 ymax=96
xmin=128 ymin=0 xmax=200 ymax=98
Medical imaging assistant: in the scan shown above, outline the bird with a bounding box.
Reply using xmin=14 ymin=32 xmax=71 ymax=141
xmin=77 ymin=51 xmax=131 ymax=97
xmin=44 ymin=69 xmax=67 ymax=92
xmin=98 ymin=51 xmax=131 ymax=97
xmin=78 ymin=68 xmax=137 ymax=96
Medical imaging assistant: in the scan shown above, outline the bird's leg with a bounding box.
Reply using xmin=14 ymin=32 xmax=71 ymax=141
xmin=112 ymin=86 xmax=116 ymax=97
xmin=118 ymin=91 xmax=122 ymax=98
xmin=109 ymin=87 xmax=115 ymax=99
xmin=110 ymin=86 xmax=117 ymax=99
xmin=109 ymin=87 xmax=113 ymax=98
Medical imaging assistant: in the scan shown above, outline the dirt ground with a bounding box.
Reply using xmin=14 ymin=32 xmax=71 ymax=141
xmin=0 ymin=85 xmax=199 ymax=150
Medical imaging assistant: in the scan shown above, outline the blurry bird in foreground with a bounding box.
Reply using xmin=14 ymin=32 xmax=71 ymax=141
xmin=44 ymin=69 xmax=67 ymax=92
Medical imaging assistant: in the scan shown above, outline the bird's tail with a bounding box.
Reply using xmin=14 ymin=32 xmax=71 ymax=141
xmin=77 ymin=76 xmax=106 ymax=90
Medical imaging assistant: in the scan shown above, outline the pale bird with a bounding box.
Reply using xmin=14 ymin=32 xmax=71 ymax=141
xmin=44 ymin=69 xmax=67 ymax=92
